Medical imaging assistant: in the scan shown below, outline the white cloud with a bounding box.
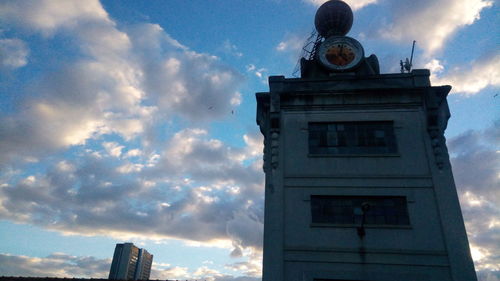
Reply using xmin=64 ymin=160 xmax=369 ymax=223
xmin=225 ymin=250 xmax=263 ymax=278
xmin=424 ymin=59 xmax=445 ymax=75
xmin=305 ymin=0 xmax=377 ymax=10
xmin=129 ymin=23 xmax=244 ymax=121
xmin=151 ymin=264 xmax=261 ymax=281
xmin=116 ymin=162 xmax=144 ymax=174
xmin=222 ymin=40 xmax=243 ymax=57
xmin=276 ymin=34 xmax=303 ymax=53
xmin=0 ymin=1 xmax=145 ymax=166
xmin=56 ymin=161 xmax=76 ymax=173
xmin=0 ymin=0 xmax=110 ymax=36
xmin=0 ymin=38 xmax=29 ymax=69
xmin=125 ymin=149 xmax=143 ymax=158
xmin=243 ymin=134 xmax=264 ymax=159
xmin=0 ymin=1 xmax=243 ymax=168
xmin=428 ymin=53 xmax=500 ymax=95
xmin=102 ymin=142 xmax=125 ymax=158
xmin=151 ymin=265 xmax=190 ymax=280
xmin=381 ymin=0 xmax=493 ymax=55
xmin=193 ymin=266 xmax=224 ymax=278
xmin=246 ymin=64 xmax=268 ymax=83
xmin=230 ymin=133 xmax=264 ymax=163
xmin=230 ymin=92 xmax=243 ymax=106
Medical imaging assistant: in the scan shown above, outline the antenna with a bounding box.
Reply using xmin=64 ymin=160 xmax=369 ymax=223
xmin=400 ymin=40 xmax=416 ymax=73
xmin=292 ymin=29 xmax=322 ymax=77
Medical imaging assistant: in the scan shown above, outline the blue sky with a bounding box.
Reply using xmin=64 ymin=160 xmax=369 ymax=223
xmin=0 ymin=0 xmax=498 ymax=280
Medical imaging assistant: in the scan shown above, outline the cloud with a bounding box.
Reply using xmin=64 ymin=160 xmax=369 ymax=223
xmin=305 ymin=0 xmax=377 ymax=10
xmin=102 ymin=142 xmax=125 ymax=158
xmin=275 ymin=34 xmax=303 ymax=53
xmin=221 ymin=40 xmax=243 ymax=58
xmin=0 ymin=253 xmax=261 ymax=281
xmin=225 ymin=249 xmax=263 ymax=278
xmin=448 ymin=122 xmax=500 ymax=272
xmin=0 ymin=1 xmax=243 ymax=169
xmin=130 ymin=23 xmax=244 ymax=121
xmin=0 ymin=38 xmax=29 ymax=69
xmin=0 ymin=0 xmax=110 ymax=36
xmin=144 ymin=255 xmax=263 ymax=281
xmin=246 ymin=64 xmax=268 ymax=83
xmin=380 ymin=0 xmax=493 ymax=55
xmin=151 ymin=264 xmax=261 ymax=281
xmin=0 ymin=128 xmax=264 ymax=259
xmin=426 ymin=53 xmax=500 ymax=95
xmin=0 ymin=253 xmax=110 ymax=278
xmin=477 ymin=271 xmax=500 ymax=281
xmin=0 ymin=3 xmax=258 ymax=276
xmin=227 ymin=211 xmax=263 ymax=251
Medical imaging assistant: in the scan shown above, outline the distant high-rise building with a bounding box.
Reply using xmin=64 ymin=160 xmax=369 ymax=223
xmin=108 ymin=243 xmax=153 ymax=280
xmin=134 ymin=247 xmax=153 ymax=280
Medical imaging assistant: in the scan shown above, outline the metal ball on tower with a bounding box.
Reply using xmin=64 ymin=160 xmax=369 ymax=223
xmin=314 ymin=0 xmax=353 ymax=37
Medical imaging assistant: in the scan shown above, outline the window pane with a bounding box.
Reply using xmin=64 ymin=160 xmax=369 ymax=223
xmin=309 ymin=121 xmax=397 ymax=155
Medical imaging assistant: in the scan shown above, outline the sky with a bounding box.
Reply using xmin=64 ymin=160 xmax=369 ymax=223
xmin=0 ymin=0 xmax=498 ymax=280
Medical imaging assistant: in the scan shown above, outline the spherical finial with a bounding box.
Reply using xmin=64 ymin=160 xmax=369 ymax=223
xmin=314 ymin=0 xmax=353 ymax=37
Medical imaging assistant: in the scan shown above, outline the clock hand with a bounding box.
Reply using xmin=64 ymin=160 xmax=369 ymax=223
xmin=339 ymin=45 xmax=345 ymax=63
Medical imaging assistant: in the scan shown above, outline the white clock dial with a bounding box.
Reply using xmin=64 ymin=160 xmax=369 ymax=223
xmin=318 ymin=36 xmax=364 ymax=71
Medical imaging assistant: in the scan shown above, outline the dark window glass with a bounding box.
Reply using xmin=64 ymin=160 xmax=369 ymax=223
xmin=309 ymin=121 xmax=397 ymax=154
xmin=311 ymin=196 xmax=410 ymax=226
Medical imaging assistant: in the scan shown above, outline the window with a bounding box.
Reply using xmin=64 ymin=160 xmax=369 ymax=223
xmin=314 ymin=279 xmax=370 ymax=281
xmin=309 ymin=121 xmax=397 ymax=155
xmin=311 ymin=196 xmax=410 ymax=226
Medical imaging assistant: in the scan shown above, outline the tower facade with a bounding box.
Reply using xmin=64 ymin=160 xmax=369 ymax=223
xmin=109 ymin=243 xmax=153 ymax=280
xmin=256 ymin=1 xmax=476 ymax=280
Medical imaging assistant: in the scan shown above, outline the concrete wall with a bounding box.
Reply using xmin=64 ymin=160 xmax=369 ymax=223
xmin=258 ymin=71 xmax=476 ymax=281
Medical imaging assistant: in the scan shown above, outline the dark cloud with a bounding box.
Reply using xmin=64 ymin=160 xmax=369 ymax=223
xmin=477 ymin=271 xmax=500 ymax=281
xmin=0 ymin=253 xmax=261 ymax=281
xmin=0 ymin=129 xmax=264 ymax=256
xmin=449 ymin=125 xmax=500 ymax=198
xmin=0 ymin=253 xmax=110 ymax=278
xmin=449 ymin=122 xmax=500 ymax=272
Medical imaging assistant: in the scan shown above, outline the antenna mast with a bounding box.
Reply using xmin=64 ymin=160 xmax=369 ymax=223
xmin=400 ymin=40 xmax=416 ymax=73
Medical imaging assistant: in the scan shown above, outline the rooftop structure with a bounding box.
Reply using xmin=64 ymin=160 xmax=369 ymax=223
xmin=257 ymin=1 xmax=477 ymax=280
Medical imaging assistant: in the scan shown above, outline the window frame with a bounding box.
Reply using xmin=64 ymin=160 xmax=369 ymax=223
xmin=310 ymin=195 xmax=411 ymax=228
xmin=308 ymin=121 xmax=399 ymax=156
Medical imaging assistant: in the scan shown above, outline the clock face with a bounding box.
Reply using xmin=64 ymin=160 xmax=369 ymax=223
xmin=325 ymin=44 xmax=356 ymax=66
xmin=318 ymin=36 xmax=364 ymax=71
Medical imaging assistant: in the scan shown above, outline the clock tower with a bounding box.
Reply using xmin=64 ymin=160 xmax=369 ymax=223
xmin=256 ymin=1 xmax=477 ymax=281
